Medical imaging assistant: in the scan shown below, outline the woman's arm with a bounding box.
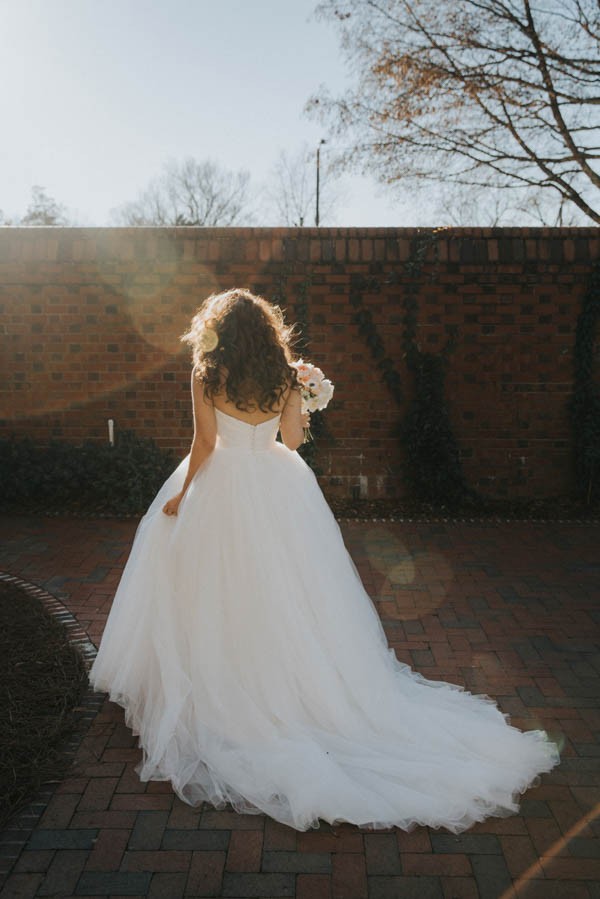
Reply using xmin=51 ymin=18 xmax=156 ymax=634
xmin=162 ymin=370 xmax=217 ymax=516
xmin=279 ymin=386 xmax=309 ymax=451
xmin=180 ymin=370 xmax=217 ymax=494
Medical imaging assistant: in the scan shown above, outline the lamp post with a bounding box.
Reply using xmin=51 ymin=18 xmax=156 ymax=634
xmin=315 ymin=139 xmax=326 ymax=227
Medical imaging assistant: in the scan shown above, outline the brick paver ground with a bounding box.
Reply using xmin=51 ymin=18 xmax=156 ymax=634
xmin=0 ymin=514 xmax=598 ymax=899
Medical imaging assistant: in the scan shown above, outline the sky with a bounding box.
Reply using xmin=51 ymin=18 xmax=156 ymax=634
xmin=0 ymin=0 xmax=424 ymax=227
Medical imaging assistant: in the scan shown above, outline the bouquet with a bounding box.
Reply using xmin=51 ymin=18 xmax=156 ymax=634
xmin=291 ymin=359 xmax=335 ymax=443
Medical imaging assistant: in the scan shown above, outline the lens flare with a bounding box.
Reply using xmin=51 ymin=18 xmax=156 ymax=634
xmin=499 ymin=801 xmax=599 ymax=898
xmin=360 ymin=525 xmax=452 ymax=619
xmin=5 ymin=253 xmax=221 ymax=420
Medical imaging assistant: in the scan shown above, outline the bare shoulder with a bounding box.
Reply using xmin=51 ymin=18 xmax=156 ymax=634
xmin=190 ymin=369 xmax=217 ymax=442
xmin=191 ymin=365 xmax=219 ymax=406
xmin=191 ymin=366 xmax=207 ymax=396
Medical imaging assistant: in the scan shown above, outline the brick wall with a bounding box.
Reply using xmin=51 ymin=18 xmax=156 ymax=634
xmin=0 ymin=226 xmax=597 ymax=500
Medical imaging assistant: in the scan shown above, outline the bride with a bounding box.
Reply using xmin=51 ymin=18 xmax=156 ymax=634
xmin=88 ymin=287 xmax=560 ymax=833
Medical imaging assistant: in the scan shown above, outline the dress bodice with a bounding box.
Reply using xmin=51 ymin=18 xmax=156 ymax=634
xmin=215 ymin=408 xmax=281 ymax=452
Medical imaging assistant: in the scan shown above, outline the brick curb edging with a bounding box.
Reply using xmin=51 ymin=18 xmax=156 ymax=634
xmin=340 ymin=516 xmax=600 ymax=524
xmin=4 ymin=511 xmax=600 ymax=525
xmin=0 ymin=571 xmax=103 ymax=889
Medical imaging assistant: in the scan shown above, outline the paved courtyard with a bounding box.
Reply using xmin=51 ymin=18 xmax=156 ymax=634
xmin=0 ymin=513 xmax=598 ymax=899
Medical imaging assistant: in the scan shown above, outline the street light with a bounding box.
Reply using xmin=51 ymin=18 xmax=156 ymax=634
xmin=315 ymin=139 xmax=326 ymax=227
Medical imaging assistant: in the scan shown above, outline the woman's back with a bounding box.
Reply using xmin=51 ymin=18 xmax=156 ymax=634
xmin=210 ymin=371 xmax=290 ymax=426
xmin=207 ymin=366 xmax=305 ymax=449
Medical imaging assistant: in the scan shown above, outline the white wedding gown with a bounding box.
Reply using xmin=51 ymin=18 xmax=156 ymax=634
xmin=89 ymin=408 xmax=560 ymax=832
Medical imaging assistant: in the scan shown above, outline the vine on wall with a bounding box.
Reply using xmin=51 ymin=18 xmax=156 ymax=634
xmin=349 ymin=274 xmax=403 ymax=405
xmin=349 ymin=231 xmax=472 ymax=507
xmin=569 ymin=259 xmax=600 ymax=506
xmin=399 ymin=231 xmax=472 ymax=508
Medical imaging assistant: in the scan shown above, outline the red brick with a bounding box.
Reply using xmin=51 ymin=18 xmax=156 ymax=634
xmin=38 ymin=794 xmax=80 ymax=828
xmin=13 ymin=851 xmax=54 ymax=873
xmin=550 ymin=800 xmax=595 ymax=836
xmin=225 ymin=830 xmax=263 ymax=872
xmin=78 ymin=777 xmax=120 ymax=811
xmin=331 ymin=852 xmax=368 ymax=899
xmin=508 ymin=883 xmax=590 ymax=899
xmin=102 ymin=748 xmax=142 ymax=763
xmin=500 ymin=835 xmax=541 ymax=878
xmin=146 ymin=779 xmax=173 ymax=794
xmin=110 ymin=794 xmax=173 ymax=811
xmin=36 ymin=849 xmax=88 ymax=896
xmin=348 ymin=238 xmax=362 ymax=261
xmin=198 ymin=809 xmax=264 ymax=830
xmin=84 ymin=829 xmax=129 ymax=871
xmin=55 ymin=777 xmax=89 ymax=794
xmin=263 ymin=817 xmax=297 ymax=849
xmin=297 ymin=873 xmax=332 ymax=899
xmin=167 ymin=800 xmax=204 ymax=829
xmin=298 ymin=828 xmax=364 ymax=853
xmin=526 ymin=817 xmax=563 ymax=855
xmin=402 ymin=852 xmax=472 ymax=876
xmin=441 ymin=876 xmax=480 ymax=899
xmin=397 ymin=827 xmax=432 ymax=853
xmin=115 ymin=763 xmax=147 ymax=794
xmin=71 ymin=810 xmax=137 ymax=829
xmin=185 ymin=850 xmax=226 ymax=896
xmin=540 ymin=857 xmax=600 ymax=879
xmin=364 ymin=833 xmax=401 ymax=874
xmin=0 ymin=872 xmax=45 ymax=897
xmin=121 ymin=850 xmax=191 ymax=872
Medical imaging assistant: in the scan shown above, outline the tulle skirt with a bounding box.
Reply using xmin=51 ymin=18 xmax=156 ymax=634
xmin=89 ymin=441 xmax=560 ymax=832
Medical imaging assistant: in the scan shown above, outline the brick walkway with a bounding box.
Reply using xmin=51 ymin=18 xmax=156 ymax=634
xmin=0 ymin=514 xmax=598 ymax=899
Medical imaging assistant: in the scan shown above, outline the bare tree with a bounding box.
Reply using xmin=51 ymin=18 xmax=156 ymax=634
xmin=110 ymin=157 xmax=254 ymax=226
xmin=434 ymin=182 xmax=588 ymax=226
xmin=511 ymin=189 xmax=586 ymax=226
xmin=309 ymin=0 xmax=600 ymax=224
xmin=262 ymin=144 xmax=342 ymax=226
xmin=434 ymin=185 xmax=516 ymax=227
xmin=18 ymin=185 xmax=71 ymax=225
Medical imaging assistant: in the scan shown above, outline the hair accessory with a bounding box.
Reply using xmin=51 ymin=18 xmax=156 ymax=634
xmin=199 ymin=327 xmax=219 ymax=353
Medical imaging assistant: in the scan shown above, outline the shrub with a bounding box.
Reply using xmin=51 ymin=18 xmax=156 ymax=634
xmin=0 ymin=431 xmax=176 ymax=516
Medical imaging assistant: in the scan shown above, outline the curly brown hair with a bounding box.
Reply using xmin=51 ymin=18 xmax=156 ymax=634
xmin=180 ymin=288 xmax=300 ymax=412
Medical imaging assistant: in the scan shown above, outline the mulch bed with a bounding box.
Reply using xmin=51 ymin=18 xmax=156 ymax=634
xmin=0 ymin=581 xmax=89 ymax=830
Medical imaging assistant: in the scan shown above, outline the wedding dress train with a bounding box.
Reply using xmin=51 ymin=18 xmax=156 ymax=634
xmin=88 ymin=408 xmax=560 ymax=832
